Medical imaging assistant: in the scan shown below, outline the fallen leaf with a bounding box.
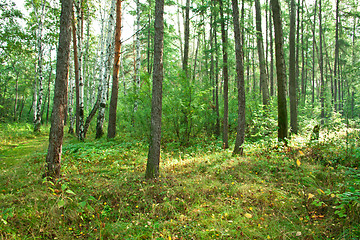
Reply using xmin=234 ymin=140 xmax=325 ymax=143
xmin=296 ymin=159 xmax=301 ymax=167
xmin=244 ymin=213 xmax=252 ymax=218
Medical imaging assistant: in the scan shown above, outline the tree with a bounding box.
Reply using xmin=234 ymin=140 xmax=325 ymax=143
xmin=32 ymin=0 xmax=46 ymax=132
xmin=289 ymin=0 xmax=298 ymax=134
xmin=255 ymin=0 xmax=270 ymax=107
xmin=107 ymin=0 xmax=122 ymax=139
xmin=96 ymin=0 xmax=116 ymax=139
xmin=219 ymin=0 xmax=229 ymax=149
xmin=44 ymin=0 xmax=72 ymax=178
xmin=271 ymin=0 xmax=288 ymax=142
xmin=232 ymin=0 xmax=245 ymax=155
xmin=145 ymin=0 xmax=165 ymax=179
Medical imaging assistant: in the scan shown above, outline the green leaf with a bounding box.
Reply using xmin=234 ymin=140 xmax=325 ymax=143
xmin=58 ymin=199 xmax=65 ymax=208
xmin=79 ymin=201 xmax=87 ymax=208
xmin=65 ymin=189 xmax=76 ymax=195
xmin=61 ymin=184 xmax=67 ymax=191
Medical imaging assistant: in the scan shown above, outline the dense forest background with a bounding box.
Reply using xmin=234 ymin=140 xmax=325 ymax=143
xmin=1 ymin=0 xmax=359 ymax=142
xmin=1 ymin=0 xmax=360 ymax=238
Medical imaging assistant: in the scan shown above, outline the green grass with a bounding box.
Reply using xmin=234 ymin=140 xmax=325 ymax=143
xmin=1 ymin=124 xmax=359 ymax=239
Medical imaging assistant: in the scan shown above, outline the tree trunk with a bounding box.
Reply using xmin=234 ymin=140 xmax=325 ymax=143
xmin=72 ymin=6 xmax=80 ymax=135
xmin=219 ymin=0 xmax=229 ymax=149
xmin=271 ymin=0 xmax=288 ymax=142
xmin=134 ymin=0 xmax=141 ymax=113
xmin=96 ymin=0 xmax=116 ymax=139
xmin=76 ymin=0 xmax=85 ymax=141
xmin=107 ymin=0 xmax=122 ymax=139
xmin=319 ymin=0 xmax=325 ymax=124
xmin=334 ymin=0 xmax=339 ymax=111
xmin=33 ymin=0 xmax=45 ymax=132
xmin=232 ymin=0 xmax=245 ymax=155
xmin=145 ymin=0 xmax=165 ymax=179
xmin=289 ymin=0 xmax=297 ymax=134
xmin=269 ymin=4 xmax=275 ymax=97
xmin=312 ymin=0 xmax=317 ymax=106
xmin=44 ymin=0 xmax=72 ymax=179
xmin=14 ymin=74 xmax=19 ymax=122
xmin=255 ymin=0 xmax=270 ymax=107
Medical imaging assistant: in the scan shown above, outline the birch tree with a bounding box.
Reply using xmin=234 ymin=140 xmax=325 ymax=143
xmin=32 ymin=0 xmax=46 ymax=132
xmin=96 ymin=0 xmax=116 ymax=138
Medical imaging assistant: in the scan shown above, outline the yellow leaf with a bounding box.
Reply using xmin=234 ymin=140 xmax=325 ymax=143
xmin=308 ymin=193 xmax=314 ymax=199
xmin=168 ymin=236 xmax=172 ymax=240
xmin=299 ymin=150 xmax=304 ymax=156
xmin=318 ymin=189 xmax=325 ymax=194
xmin=296 ymin=159 xmax=301 ymax=167
xmin=244 ymin=213 xmax=252 ymax=218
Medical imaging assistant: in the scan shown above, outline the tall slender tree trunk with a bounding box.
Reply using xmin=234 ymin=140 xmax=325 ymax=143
xmin=14 ymin=74 xmax=19 ymax=122
xmin=334 ymin=0 xmax=339 ymax=111
xmin=289 ymin=0 xmax=297 ymax=134
xmin=312 ymin=0 xmax=317 ymax=106
xmin=213 ymin=3 xmax=220 ymax=137
xmin=134 ymin=0 xmax=141 ymax=113
xmin=145 ymin=0 xmax=165 ymax=179
xmin=76 ymin=0 xmax=85 ymax=141
xmin=271 ymin=0 xmax=288 ymax=142
xmin=107 ymin=0 xmax=122 ymax=139
xmin=219 ymin=0 xmax=229 ymax=149
xmin=46 ymin=49 xmax=53 ymax=124
xmin=96 ymin=0 xmax=116 ymax=138
xmin=33 ymin=0 xmax=45 ymax=132
xmin=72 ymin=6 xmax=80 ymax=135
xmin=319 ymin=0 xmax=325 ymax=123
xmin=269 ymin=3 xmax=274 ymax=97
xmin=255 ymin=0 xmax=270 ymax=107
xmin=44 ymin=0 xmax=72 ymax=179
xmin=232 ymin=0 xmax=245 ymax=155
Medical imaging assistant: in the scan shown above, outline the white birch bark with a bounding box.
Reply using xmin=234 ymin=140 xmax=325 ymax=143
xmin=76 ymin=0 xmax=85 ymax=140
xmin=134 ymin=0 xmax=141 ymax=112
xmin=96 ymin=0 xmax=116 ymax=138
xmin=32 ymin=0 xmax=46 ymax=132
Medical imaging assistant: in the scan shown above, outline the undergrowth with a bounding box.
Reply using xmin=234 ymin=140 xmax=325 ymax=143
xmin=0 ymin=124 xmax=359 ymax=239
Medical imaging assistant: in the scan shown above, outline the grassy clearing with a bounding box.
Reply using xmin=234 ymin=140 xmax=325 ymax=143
xmin=1 ymin=124 xmax=360 ymax=239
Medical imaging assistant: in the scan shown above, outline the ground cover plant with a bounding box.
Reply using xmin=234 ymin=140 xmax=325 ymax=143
xmin=1 ymin=123 xmax=359 ymax=239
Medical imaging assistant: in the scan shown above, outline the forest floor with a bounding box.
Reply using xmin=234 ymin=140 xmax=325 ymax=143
xmin=0 ymin=123 xmax=360 ymax=239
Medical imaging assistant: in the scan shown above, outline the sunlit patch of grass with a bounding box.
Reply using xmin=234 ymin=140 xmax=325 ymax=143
xmin=1 ymin=124 xmax=359 ymax=239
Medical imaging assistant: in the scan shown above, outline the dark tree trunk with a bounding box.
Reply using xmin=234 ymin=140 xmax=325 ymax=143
xmin=312 ymin=0 xmax=317 ymax=106
xmin=255 ymin=0 xmax=269 ymax=107
xmin=271 ymin=0 xmax=288 ymax=142
xmin=334 ymin=0 xmax=339 ymax=111
xmin=289 ymin=0 xmax=297 ymax=134
xmin=231 ymin=0 xmax=245 ymax=155
xmin=319 ymin=0 xmax=325 ymax=124
xmin=72 ymin=7 xmax=80 ymax=136
xmin=44 ymin=0 xmax=72 ymax=179
xmin=219 ymin=0 xmax=229 ymax=149
xmin=269 ymin=0 xmax=274 ymax=97
xmin=145 ymin=0 xmax=165 ymax=179
xmin=107 ymin=0 xmax=122 ymax=139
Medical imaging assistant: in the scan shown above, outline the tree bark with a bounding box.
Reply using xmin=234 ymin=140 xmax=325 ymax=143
xmin=232 ymin=0 xmax=245 ymax=155
xmin=219 ymin=0 xmax=229 ymax=149
xmin=107 ymin=0 xmax=122 ymax=139
xmin=33 ymin=0 xmax=45 ymax=132
xmin=255 ymin=0 xmax=270 ymax=107
xmin=96 ymin=0 xmax=116 ymax=138
xmin=146 ymin=0 xmax=165 ymax=179
xmin=289 ymin=0 xmax=297 ymax=134
xmin=334 ymin=0 xmax=339 ymax=111
xmin=271 ymin=0 xmax=288 ymax=142
xmin=45 ymin=0 xmax=72 ymax=179
xmin=319 ymin=0 xmax=324 ymax=123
